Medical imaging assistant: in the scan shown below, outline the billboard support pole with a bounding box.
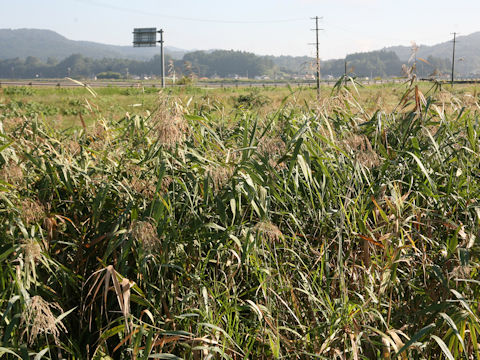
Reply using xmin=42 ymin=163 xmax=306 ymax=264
xmin=133 ymin=27 xmax=165 ymax=88
xmin=159 ymin=29 xmax=165 ymax=88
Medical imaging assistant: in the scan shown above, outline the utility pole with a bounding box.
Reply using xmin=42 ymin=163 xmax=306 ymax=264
xmin=159 ymin=29 xmax=165 ymax=88
xmin=451 ymin=32 xmax=457 ymax=86
xmin=310 ymin=16 xmax=323 ymax=99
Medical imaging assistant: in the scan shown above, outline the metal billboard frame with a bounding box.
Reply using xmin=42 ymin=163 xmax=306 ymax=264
xmin=133 ymin=27 xmax=165 ymax=87
xmin=133 ymin=28 xmax=157 ymax=47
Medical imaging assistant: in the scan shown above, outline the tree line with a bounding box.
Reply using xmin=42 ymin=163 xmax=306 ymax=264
xmin=0 ymin=49 xmax=452 ymax=80
xmin=0 ymin=54 xmax=172 ymax=79
xmin=0 ymin=50 xmax=275 ymax=79
xmin=321 ymin=51 xmax=452 ymax=79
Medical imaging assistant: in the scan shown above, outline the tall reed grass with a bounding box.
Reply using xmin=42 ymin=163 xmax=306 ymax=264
xmin=0 ymin=80 xmax=479 ymax=359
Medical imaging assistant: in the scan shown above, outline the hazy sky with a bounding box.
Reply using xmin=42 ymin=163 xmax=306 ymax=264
xmin=3 ymin=0 xmax=479 ymax=59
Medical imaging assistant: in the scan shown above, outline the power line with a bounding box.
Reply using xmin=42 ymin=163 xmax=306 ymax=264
xmin=324 ymin=21 xmax=453 ymax=49
xmin=73 ymin=0 xmax=308 ymax=24
xmin=324 ymin=22 xmax=409 ymax=44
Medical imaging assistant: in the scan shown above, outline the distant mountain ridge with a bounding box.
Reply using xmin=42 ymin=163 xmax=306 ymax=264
xmin=1 ymin=28 xmax=480 ymax=77
xmin=384 ymin=32 xmax=480 ymax=75
xmin=0 ymin=28 xmax=188 ymax=61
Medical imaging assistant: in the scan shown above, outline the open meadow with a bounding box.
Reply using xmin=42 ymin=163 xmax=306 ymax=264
xmin=0 ymin=80 xmax=480 ymax=359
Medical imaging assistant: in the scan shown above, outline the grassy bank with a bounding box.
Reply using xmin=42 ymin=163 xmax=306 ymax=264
xmin=0 ymin=80 xmax=479 ymax=359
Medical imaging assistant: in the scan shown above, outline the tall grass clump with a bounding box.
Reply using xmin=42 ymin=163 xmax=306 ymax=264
xmin=0 ymin=82 xmax=479 ymax=359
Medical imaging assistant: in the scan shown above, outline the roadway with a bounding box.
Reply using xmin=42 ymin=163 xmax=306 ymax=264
xmin=0 ymin=78 xmax=409 ymax=89
xmin=2 ymin=78 xmax=478 ymax=89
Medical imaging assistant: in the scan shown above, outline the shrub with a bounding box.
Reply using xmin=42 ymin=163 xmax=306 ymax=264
xmin=96 ymin=71 xmax=122 ymax=79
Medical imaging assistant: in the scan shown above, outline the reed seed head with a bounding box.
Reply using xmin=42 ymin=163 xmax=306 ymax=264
xmin=258 ymin=137 xmax=286 ymax=169
xmin=131 ymin=221 xmax=161 ymax=252
xmin=22 ymin=296 xmax=66 ymax=345
xmin=342 ymin=134 xmax=380 ymax=168
xmin=65 ymin=140 xmax=81 ymax=156
xmin=0 ymin=162 xmax=23 ymax=186
xmin=129 ymin=176 xmax=157 ymax=198
xmin=254 ymin=221 xmax=283 ymax=243
xmin=21 ymin=199 xmax=46 ymax=225
xmin=258 ymin=137 xmax=286 ymax=157
xmin=207 ymin=165 xmax=234 ymax=192
xmin=21 ymin=238 xmax=42 ymax=264
xmin=160 ymin=176 xmax=173 ymax=194
xmin=154 ymin=103 xmax=189 ymax=148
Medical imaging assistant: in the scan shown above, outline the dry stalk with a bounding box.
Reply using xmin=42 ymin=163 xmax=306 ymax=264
xmin=88 ymin=122 xmax=110 ymax=151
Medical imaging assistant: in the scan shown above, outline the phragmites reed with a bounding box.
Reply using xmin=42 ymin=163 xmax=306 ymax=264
xmin=153 ymin=99 xmax=189 ymax=148
xmin=342 ymin=134 xmax=380 ymax=168
xmin=88 ymin=122 xmax=110 ymax=151
xmin=257 ymin=136 xmax=286 ymax=169
xmin=206 ymin=164 xmax=234 ymax=192
xmin=1 ymin=117 xmax=25 ymax=132
xmin=258 ymin=137 xmax=286 ymax=157
xmin=131 ymin=221 xmax=161 ymax=252
xmin=22 ymin=296 xmax=67 ymax=345
xmin=0 ymin=162 xmax=24 ymax=186
xmin=91 ymin=122 xmax=108 ymax=141
xmin=21 ymin=238 xmax=42 ymax=264
xmin=437 ymin=91 xmax=453 ymax=105
xmin=128 ymin=176 xmax=157 ymax=198
xmin=21 ymin=199 xmax=46 ymax=225
xmin=123 ymin=164 xmax=172 ymax=198
xmin=254 ymin=221 xmax=283 ymax=243
xmin=65 ymin=140 xmax=81 ymax=156
xmin=160 ymin=176 xmax=173 ymax=194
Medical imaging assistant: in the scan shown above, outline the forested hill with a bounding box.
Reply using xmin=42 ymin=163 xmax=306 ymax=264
xmin=0 ymin=29 xmax=186 ymax=61
xmin=1 ymin=28 xmax=478 ymax=78
xmin=321 ymin=51 xmax=452 ymax=79
xmin=385 ymin=32 xmax=480 ymax=75
xmin=0 ymin=50 xmax=454 ymax=80
xmin=0 ymin=51 xmax=274 ymax=79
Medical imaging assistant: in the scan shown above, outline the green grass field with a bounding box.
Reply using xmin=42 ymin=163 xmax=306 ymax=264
xmin=0 ymin=80 xmax=479 ymax=359
xmin=1 ymin=81 xmax=478 ymax=128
